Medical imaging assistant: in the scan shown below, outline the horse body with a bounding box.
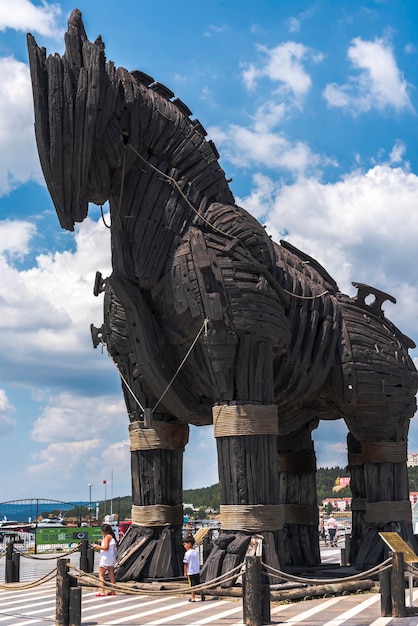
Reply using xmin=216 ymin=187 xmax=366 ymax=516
xmin=28 ymin=10 xmax=418 ymax=576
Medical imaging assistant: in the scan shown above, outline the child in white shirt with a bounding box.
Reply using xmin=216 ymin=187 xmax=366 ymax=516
xmin=183 ymin=536 xmax=200 ymax=602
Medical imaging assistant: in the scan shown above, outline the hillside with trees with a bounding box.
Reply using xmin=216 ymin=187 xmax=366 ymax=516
xmin=72 ymin=466 xmax=418 ymax=521
xmin=183 ymin=466 xmax=418 ymax=512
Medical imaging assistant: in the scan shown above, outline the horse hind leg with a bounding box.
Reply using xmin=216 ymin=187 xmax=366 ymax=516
xmin=339 ymin=296 xmax=418 ymax=568
xmin=277 ymin=421 xmax=320 ymax=567
xmin=346 ymin=424 xmax=415 ymax=569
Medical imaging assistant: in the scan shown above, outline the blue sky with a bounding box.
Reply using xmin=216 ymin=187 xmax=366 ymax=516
xmin=0 ymin=0 xmax=417 ymax=505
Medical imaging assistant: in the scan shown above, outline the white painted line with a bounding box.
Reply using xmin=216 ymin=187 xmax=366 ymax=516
xmin=229 ymin=601 xmax=298 ymax=626
xmin=99 ymin=597 xmax=194 ymax=624
xmin=0 ymin=602 xmax=55 ymax=623
xmin=146 ymin=599 xmax=234 ymax=625
xmin=321 ymin=593 xmax=380 ymax=626
xmin=81 ymin=593 xmax=165 ymax=612
xmin=273 ymin=596 xmax=343 ymax=624
xmin=188 ymin=606 xmax=243 ymax=626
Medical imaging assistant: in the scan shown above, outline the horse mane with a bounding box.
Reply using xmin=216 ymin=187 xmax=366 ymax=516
xmin=113 ymin=66 xmax=236 ymax=210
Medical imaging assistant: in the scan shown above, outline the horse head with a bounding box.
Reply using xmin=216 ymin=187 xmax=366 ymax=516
xmin=27 ymin=9 xmax=234 ymax=239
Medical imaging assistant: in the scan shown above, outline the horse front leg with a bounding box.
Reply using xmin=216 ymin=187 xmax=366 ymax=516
xmin=129 ymin=416 xmax=188 ymax=577
xmin=116 ymin=413 xmax=188 ymax=581
xmin=201 ymin=336 xmax=282 ymax=583
xmin=99 ymin=282 xmax=189 ymax=581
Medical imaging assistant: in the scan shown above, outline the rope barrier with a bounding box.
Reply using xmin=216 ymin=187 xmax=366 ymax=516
xmin=0 ymin=543 xmax=395 ymax=598
xmin=405 ymin=563 xmax=418 ymax=577
xmin=0 ymin=566 xmax=57 ymax=590
xmin=15 ymin=545 xmax=80 ymax=560
xmin=68 ymin=560 xmax=245 ymax=596
xmin=262 ymin=557 xmax=393 ymax=586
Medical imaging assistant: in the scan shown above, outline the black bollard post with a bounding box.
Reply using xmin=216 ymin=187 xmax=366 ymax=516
xmin=56 ymin=558 xmax=71 ymax=626
xmin=69 ymin=587 xmax=82 ymax=626
xmin=5 ymin=542 xmax=19 ymax=583
xmin=87 ymin=544 xmax=95 ymax=573
xmin=345 ymin=533 xmax=351 ymax=564
xmin=5 ymin=542 xmax=12 ymax=583
xmin=390 ymin=552 xmax=406 ymax=618
xmin=12 ymin=550 xmax=20 ymax=582
xmin=79 ymin=540 xmax=89 ymax=572
xmin=380 ymin=567 xmax=392 ymax=617
xmin=243 ymin=556 xmax=262 ymax=626
xmin=261 ymin=577 xmax=271 ymax=625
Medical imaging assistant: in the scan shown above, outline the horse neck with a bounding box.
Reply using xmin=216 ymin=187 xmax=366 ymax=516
xmin=108 ymin=72 xmax=234 ymax=288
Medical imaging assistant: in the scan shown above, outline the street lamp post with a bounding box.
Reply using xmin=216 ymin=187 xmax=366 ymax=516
xmin=88 ymin=484 xmax=93 ymax=526
xmin=103 ymin=480 xmax=107 ymax=519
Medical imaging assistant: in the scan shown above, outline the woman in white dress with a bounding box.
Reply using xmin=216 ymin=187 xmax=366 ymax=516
xmin=92 ymin=524 xmax=118 ymax=596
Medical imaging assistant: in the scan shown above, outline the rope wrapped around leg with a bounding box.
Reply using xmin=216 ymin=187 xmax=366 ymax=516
xmin=131 ymin=504 xmax=183 ymax=526
xmin=220 ymin=504 xmax=283 ymax=532
xmin=129 ymin=421 xmax=189 ymax=451
xmin=215 ymin=405 xmax=280 ymax=532
xmin=130 ymin=422 xmax=187 ymax=527
xmin=213 ymin=404 xmax=278 ymax=437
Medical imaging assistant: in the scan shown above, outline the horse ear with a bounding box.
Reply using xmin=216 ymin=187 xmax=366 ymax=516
xmin=64 ymin=9 xmax=88 ymax=74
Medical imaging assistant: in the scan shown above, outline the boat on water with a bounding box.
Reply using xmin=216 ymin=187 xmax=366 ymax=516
xmin=32 ymin=517 xmax=66 ymax=528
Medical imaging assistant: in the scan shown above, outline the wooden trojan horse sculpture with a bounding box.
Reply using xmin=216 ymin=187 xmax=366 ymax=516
xmin=27 ymin=10 xmax=418 ymax=580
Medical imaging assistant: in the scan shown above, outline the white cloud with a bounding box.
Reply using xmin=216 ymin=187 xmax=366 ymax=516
xmin=31 ymin=392 xmax=126 ymax=443
xmin=203 ymin=24 xmax=229 ymax=37
xmin=0 ymin=388 xmax=17 ymax=435
xmin=0 ymin=213 xmax=112 ymax=399
xmin=28 ymin=439 xmax=102 ymax=475
xmin=324 ymin=37 xmax=413 ymax=114
xmin=253 ymin=101 xmax=287 ymax=133
xmin=184 ymin=425 xmax=218 ymax=489
xmin=0 ymin=57 xmax=42 ymax=197
xmin=0 ymin=0 xmax=63 ymax=37
xmin=0 ymin=219 xmax=36 ymax=259
xmin=242 ymin=42 xmax=322 ymax=97
xmin=389 ymin=139 xmax=407 ymax=165
xmin=209 ymin=41 xmax=330 ymax=178
xmin=24 ymin=395 xmax=130 ymax=500
xmin=287 ymin=17 xmax=300 ymax=33
xmin=209 ymin=124 xmax=322 ymax=176
xmin=240 ymin=163 xmax=418 ymax=341
xmin=23 ymin=216 xmax=111 ymax=326
xmin=236 ymin=173 xmax=278 ymax=220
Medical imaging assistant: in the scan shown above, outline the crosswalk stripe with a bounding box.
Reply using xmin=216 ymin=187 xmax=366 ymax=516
xmin=145 ymin=600 xmax=236 ymax=625
xmin=321 ymin=593 xmax=380 ymax=626
xmin=6 ymin=574 xmax=418 ymax=625
xmin=81 ymin=592 xmax=166 ymax=611
xmin=229 ymin=601 xmax=298 ymax=626
xmin=95 ymin=597 xmax=194 ymax=623
xmin=274 ymin=596 xmax=342 ymax=624
xmin=189 ymin=606 xmax=243 ymax=626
